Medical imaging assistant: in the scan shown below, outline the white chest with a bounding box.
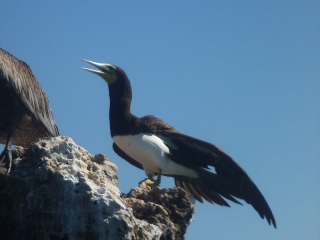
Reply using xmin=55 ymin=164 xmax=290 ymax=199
xmin=112 ymin=133 xmax=198 ymax=178
xmin=113 ymin=134 xmax=168 ymax=171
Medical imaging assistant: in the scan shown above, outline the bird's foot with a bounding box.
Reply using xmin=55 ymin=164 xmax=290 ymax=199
xmin=144 ymin=178 xmax=160 ymax=186
xmin=142 ymin=168 xmax=162 ymax=186
xmin=139 ymin=177 xmax=158 ymax=186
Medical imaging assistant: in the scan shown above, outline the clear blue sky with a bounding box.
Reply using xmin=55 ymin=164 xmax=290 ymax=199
xmin=1 ymin=1 xmax=319 ymax=239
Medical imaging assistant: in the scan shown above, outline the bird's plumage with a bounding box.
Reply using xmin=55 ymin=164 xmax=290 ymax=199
xmin=0 ymin=48 xmax=59 ymax=172
xmin=82 ymin=60 xmax=276 ymax=228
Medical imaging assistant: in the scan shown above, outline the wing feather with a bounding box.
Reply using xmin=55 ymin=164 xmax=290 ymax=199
xmin=159 ymin=130 xmax=276 ymax=228
xmin=0 ymin=48 xmax=59 ymax=136
xmin=114 ymin=114 xmax=276 ymax=227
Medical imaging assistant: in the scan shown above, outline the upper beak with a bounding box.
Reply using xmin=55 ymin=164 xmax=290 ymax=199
xmin=82 ymin=59 xmax=117 ymax=83
xmin=82 ymin=59 xmax=113 ymax=76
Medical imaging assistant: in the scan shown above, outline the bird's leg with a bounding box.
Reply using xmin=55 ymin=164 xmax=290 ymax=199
xmin=144 ymin=168 xmax=162 ymax=186
xmin=154 ymin=168 xmax=162 ymax=185
xmin=0 ymin=123 xmax=14 ymax=175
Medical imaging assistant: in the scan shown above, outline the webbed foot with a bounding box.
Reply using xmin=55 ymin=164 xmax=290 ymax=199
xmin=140 ymin=168 xmax=162 ymax=186
xmin=144 ymin=178 xmax=160 ymax=186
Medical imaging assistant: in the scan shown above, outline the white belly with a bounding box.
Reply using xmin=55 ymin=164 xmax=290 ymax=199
xmin=112 ymin=133 xmax=198 ymax=178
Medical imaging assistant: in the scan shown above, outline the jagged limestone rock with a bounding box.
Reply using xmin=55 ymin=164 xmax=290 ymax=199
xmin=122 ymin=183 xmax=194 ymax=240
xmin=0 ymin=136 xmax=193 ymax=240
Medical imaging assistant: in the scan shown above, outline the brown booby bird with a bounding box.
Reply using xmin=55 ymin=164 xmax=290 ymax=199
xmin=82 ymin=59 xmax=276 ymax=228
xmin=0 ymin=48 xmax=59 ymax=173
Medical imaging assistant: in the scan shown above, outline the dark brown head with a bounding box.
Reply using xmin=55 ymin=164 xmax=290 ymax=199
xmin=82 ymin=59 xmax=133 ymax=113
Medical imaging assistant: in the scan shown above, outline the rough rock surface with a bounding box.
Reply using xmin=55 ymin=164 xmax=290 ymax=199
xmin=122 ymin=183 xmax=194 ymax=240
xmin=0 ymin=136 xmax=194 ymax=240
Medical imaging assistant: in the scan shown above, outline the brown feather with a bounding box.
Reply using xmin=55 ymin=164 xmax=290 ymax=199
xmin=0 ymin=48 xmax=59 ymax=147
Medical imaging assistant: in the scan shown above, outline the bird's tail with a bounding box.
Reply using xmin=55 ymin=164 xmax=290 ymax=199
xmin=174 ymin=167 xmax=243 ymax=206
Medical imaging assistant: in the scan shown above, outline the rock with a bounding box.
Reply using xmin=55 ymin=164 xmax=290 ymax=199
xmin=122 ymin=183 xmax=194 ymax=240
xmin=0 ymin=136 xmax=193 ymax=240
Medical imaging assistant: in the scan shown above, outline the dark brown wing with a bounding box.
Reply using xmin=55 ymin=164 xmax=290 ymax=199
xmin=159 ymin=130 xmax=276 ymax=228
xmin=136 ymin=115 xmax=178 ymax=133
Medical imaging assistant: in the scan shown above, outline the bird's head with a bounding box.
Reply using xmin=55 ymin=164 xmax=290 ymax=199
xmin=82 ymin=59 xmax=132 ymax=106
xmin=82 ymin=59 xmax=117 ymax=84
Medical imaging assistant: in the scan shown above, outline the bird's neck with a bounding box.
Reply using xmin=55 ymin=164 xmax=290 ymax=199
xmin=109 ymin=104 xmax=135 ymax=137
xmin=108 ymin=82 xmax=136 ymax=137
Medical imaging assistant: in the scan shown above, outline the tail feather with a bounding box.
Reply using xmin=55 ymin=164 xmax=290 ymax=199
xmin=173 ymin=167 xmax=244 ymax=206
xmin=194 ymin=178 xmax=231 ymax=206
xmin=175 ymin=177 xmax=204 ymax=202
xmin=175 ymin=175 xmax=231 ymax=207
xmin=197 ymin=168 xmax=243 ymax=205
xmin=174 ymin=167 xmax=276 ymax=228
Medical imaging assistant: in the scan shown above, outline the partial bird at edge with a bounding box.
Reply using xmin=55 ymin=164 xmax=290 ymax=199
xmin=0 ymin=48 xmax=59 ymax=174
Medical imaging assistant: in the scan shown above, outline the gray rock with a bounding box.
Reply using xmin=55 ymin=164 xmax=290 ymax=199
xmin=0 ymin=136 xmax=193 ymax=240
xmin=122 ymin=182 xmax=194 ymax=240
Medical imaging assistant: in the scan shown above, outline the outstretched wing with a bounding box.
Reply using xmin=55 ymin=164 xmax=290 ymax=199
xmin=159 ymin=130 xmax=276 ymax=228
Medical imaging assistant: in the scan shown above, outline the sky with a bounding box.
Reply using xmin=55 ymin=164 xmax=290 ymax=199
xmin=1 ymin=1 xmax=319 ymax=239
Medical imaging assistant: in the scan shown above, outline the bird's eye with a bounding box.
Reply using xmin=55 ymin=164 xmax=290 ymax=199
xmin=110 ymin=66 xmax=116 ymax=72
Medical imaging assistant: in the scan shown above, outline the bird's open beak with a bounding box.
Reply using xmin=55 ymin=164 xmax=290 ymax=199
xmin=82 ymin=59 xmax=117 ymax=84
